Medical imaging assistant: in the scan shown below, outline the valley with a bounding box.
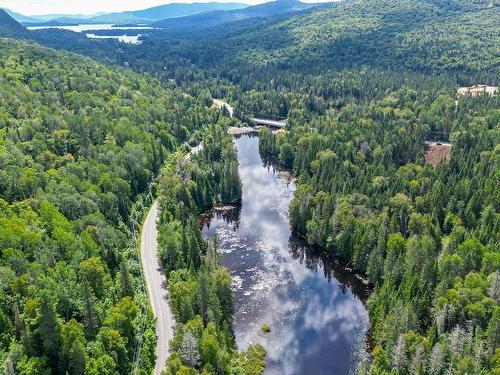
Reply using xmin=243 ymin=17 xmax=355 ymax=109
xmin=202 ymin=134 xmax=370 ymax=374
xmin=0 ymin=1 xmax=498 ymax=375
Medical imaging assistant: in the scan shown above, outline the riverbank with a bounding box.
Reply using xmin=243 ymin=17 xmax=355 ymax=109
xmin=202 ymin=134 xmax=371 ymax=375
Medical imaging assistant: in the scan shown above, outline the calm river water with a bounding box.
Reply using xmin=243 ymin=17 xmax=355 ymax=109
xmin=202 ymin=134 xmax=370 ymax=375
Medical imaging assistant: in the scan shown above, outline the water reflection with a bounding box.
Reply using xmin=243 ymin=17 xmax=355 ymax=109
xmin=200 ymin=204 xmax=241 ymax=231
xmin=288 ymin=236 xmax=371 ymax=304
xmin=202 ymin=135 xmax=370 ymax=375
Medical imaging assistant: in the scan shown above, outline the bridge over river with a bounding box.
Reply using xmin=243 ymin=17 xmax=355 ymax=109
xmin=213 ymin=99 xmax=288 ymax=128
xmin=251 ymin=117 xmax=287 ymax=128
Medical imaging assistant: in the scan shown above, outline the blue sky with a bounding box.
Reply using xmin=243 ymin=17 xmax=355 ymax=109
xmin=0 ymin=0 xmax=336 ymax=16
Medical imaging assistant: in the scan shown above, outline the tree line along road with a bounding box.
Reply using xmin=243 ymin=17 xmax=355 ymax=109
xmin=140 ymin=201 xmax=174 ymax=375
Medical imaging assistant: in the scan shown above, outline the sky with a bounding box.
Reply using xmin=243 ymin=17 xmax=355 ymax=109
xmin=0 ymin=0 xmax=335 ymax=16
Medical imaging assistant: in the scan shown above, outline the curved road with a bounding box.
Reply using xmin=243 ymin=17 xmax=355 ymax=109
xmin=213 ymin=99 xmax=234 ymax=118
xmin=140 ymin=201 xmax=174 ymax=375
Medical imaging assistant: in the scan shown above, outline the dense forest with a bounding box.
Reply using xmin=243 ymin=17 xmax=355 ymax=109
xmin=2 ymin=0 xmax=498 ymax=85
xmin=112 ymin=0 xmax=499 ymax=86
xmin=259 ymin=87 xmax=499 ymax=373
xmin=0 ymin=38 xmax=231 ymax=375
xmin=0 ymin=0 xmax=498 ymax=373
xmin=156 ymin=124 xmax=265 ymax=374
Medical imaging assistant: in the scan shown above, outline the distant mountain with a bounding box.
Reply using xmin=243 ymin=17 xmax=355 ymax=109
xmin=1 ymin=8 xmax=40 ymax=23
xmin=183 ymin=0 xmax=497 ymax=76
xmin=0 ymin=9 xmax=28 ymax=36
xmin=21 ymin=2 xmax=249 ymax=26
xmin=92 ymin=2 xmax=247 ymax=24
xmin=153 ymin=0 xmax=321 ymax=31
xmin=27 ymin=13 xmax=103 ymax=22
xmin=111 ymin=0 xmax=497 ymax=81
xmin=0 ymin=10 xmax=119 ymax=59
xmin=31 ymin=17 xmax=99 ymax=25
xmin=236 ymin=0 xmax=498 ymax=73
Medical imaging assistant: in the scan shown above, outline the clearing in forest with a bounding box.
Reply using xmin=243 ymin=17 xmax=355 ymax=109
xmin=424 ymin=141 xmax=452 ymax=167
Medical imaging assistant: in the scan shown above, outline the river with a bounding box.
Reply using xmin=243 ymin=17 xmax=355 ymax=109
xmin=202 ymin=134 xmax=370 ymax=375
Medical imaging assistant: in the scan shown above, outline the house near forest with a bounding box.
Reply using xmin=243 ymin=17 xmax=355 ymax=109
xmin=457 ymin=85 xmax=497 ymax=97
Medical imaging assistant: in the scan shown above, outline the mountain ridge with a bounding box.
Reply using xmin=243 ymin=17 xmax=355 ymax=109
xmin=0 ymin=8 xmax=40 ymax=23
xmin=7 ymin=2 xmax=249 ymax=25
xmin=0 ymin=9 xmax=28 ymax=36
xmin=153 ymin=0 xmax=325 ymax=30
xmin=143 ymin=0 xmax=498 ymax=78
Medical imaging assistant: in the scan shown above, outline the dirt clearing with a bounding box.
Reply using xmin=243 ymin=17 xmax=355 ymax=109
xmin=424 ymin=141 xmax=452 ymax=167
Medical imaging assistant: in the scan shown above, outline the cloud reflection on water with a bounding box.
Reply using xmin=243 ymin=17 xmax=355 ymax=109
xmin=202 ymin=135 xmax=370 ymax=375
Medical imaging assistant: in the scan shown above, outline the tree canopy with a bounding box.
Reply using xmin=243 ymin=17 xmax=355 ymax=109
xmin=0 ymin=38 xmax=233 ymax=375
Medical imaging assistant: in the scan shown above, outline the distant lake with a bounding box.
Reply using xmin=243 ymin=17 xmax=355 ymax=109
xmin=27 ymin=24 xmax=154 ymax=44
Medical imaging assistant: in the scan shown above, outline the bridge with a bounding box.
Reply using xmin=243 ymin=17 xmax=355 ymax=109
xmin=212 ymin=99 xmax=287 ymax=128
xmin=251 ymin=118 xmax=287 ymax=128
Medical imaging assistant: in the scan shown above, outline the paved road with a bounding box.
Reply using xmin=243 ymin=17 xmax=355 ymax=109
xmin=140 ymin=201 xmax=174 ymax=375
xmin=213 ymin=99 xmax=234 ymax=118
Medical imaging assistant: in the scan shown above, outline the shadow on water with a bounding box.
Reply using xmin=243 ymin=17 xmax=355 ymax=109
xmin=200 ymin=204 xmax=242 ymax=231
xmin=287 ymin=235 xmax=371 ymax=304
xmin=201 ymin=134 xmax=371 ymax=375
xmin=203 ymin=205 xmax=371 ymax=303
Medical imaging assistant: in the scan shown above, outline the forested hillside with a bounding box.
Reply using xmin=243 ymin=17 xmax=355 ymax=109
xmin=1 ymin=0 xmax=498 ymax=84
xmin=152 ymin=0 xmax=322 ymax=32
xmin=0 ymin=10 xmax=120 ymax=62
xmin=0 ymin=10 xmax=27 ymax=38
xmin=229 ymin=0 xmax=498 ymax=74
xmin=259 ymin=86 xmax=500 ymax=373
xmin=0 ymin=38 xmax=222 ymax=375
xmin=0 ymin=0 xmax=498 ymax=373
xmin=119 ymin=0 xmax=499 ymax=83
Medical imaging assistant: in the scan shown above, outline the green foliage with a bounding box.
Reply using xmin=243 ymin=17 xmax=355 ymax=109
xmin=0 ymin=38 xmax=225 ymax=374
xmin=232 ymin=0 xmax=499 ymax=76
xmin=259 ymin=84 xmax=499 ymax=373
xmin=1 ymin=0 xmax=498 ymax=373
xmin=157 ymin=126 xmax=264 ymax=374
xmin=261 ymin=324 xmax=270 ymax=334
xmin=87 ymin=0 xmax=499 ymax=101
